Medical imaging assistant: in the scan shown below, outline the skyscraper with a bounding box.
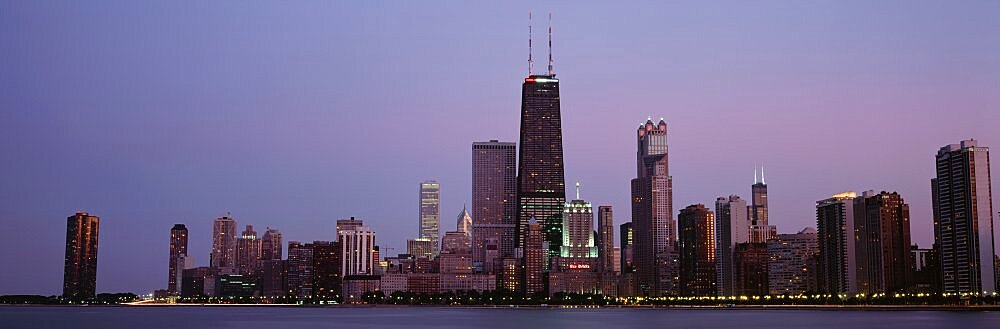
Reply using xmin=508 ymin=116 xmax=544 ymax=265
xmin=63 ymin=212 xmax=99 ymax=299
xmin=749 ymin=166 xmax=776 ymax=243
xmin=561 ymin=187 xmax=597 ymax=258
xmin=339 ymin=225 xmax=376 ymax=277
xmin=336 ymin=217 xmax=363 ymax=235
xmin=678 ymin=204 xmax=716 ymax=297
xmin=261 ymin=227 xmax=283 ymax=261
xmin=620 ymin=222 xmax=634 ymax=273
xmin=457 ymin=206 xmax=472 ymax=236
xmin=406 ymin=238 xmax=434 ymax=259
xmin=472 ymin=140 xmax=517 ymax=273
xmin=168 ymin=224 xmax=189 ymax=294
xmin=524 ymin=219 xmax=546 ymax=295
xmin=816 ymin=192 xmax=858 ymax=294
xmin=767 ymin=227 xmax=819 ymax=295
xmin=235 ymin=225 xmax=262 ymax=276
xmin=286 ymin=241 xmax=314 ymax=298
xmin=933 ymin=139 xmax=996 ymax=294
xmin=312 ymin=241 xmax=342 ymax=300
xmin=631 ymin=118 xmax=676 ymax=296
xmin=596 ymin=206 xmax=615 ymax=274
xmin=211 ymin=214 xmax=237 ymax=271
xmin=515 ymin=71 xmax=567 ymax=261
xmin=419 ymin=181 xmax=441 ymax=256
xmin=715 ymin=195 xmax=748 ymax=297
xmin=853 ymin=191 xmax=912 ymax=294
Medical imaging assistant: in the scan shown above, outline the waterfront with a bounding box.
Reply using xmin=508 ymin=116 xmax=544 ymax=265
xmin=2 ymin=306 xmax=1000 ymax=329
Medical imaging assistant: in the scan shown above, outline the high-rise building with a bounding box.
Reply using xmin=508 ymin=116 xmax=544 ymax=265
xmin=312 ymin=241 xmax=342 ymax=300
xmin=910 ymin=245 xmax=940 ymax=294
xmin=767 ymin=227 xmax=819 ymax=295
xmin=749 ymin=166 xmax=776 ymax=243
xmin=853 ymin=191 xmax=912 ymax=294
xmin=524 ymin=219 xmax=546 ymax=295
xmin=235 ymin=225 xmax=262 ymax=276
xmin=211 ymin=214 xmax=237 ymax=270
xmin=336 ymin=217 xmax=363 ymax=235
xmin=734 ymin=243 xmax=769 ymax=296
xmin=63 ymin=212 xmax=100 ymax=299
xmin=933 ymin=140 xmax=996 ymax=294
xmin=515 ymin=74 xmax=567 ymax=261
xmin=457 ymin=206 xmax=472 ymax=236
xmin=340 ymin=225 xmax=376 ymax=277
xmin=168 ymin=224 xmax=188 ymax=295
xmin=419 ymin=181 xmax=441 ymax=256
xmin=440 ymin=231 xmax=473 ymax=274
xmin=471 ymin=140 xmax=517 ymax=273
xmin=596 ymin=206 xmax=615 ymax=274
xmin=631 ymin=118 xmax=676 ymax=296
xmin=816 ymin=192 xmax=858 ymax=294
xmin=407 ymin=238 xmax=434 ymax=259
xmin=620 ymin=222 xmax=634 ymax=273
xmin=286 ymin=241 xmax=314 ymax=298
xmin=259 ymin=259 xmax=287 ymax=297
xmin=561 ymin=191 xmax=597 ymax=258
xmin=678 ymin=204 xmax=716 ymax=297
xmin=261 ymin=228 xmax=283 ymax=261
xmin=714 ymin=195 xmax=748 ymax=297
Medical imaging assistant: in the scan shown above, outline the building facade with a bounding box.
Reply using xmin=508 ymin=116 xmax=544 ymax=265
xmin=419 ymin=181 xmax=441 ymax=256
xmin=816 ymin=192 xmax=858 ymax=294
xmin=63 ymin=212 xmax=100 ymax=299
xmin=596 ymin=206 xmax=615 ymax=274
xmin=630 ymin=118 xmax=676 ymax=296
xmin=211 ymin=214 xmax=237 ymax=270
xmin=471 ymin=140 xmax=517 ymax=273
xmin=168 ymin=224 xmax=188 ymax=295
xmin=515 ymin=74 xmax=567 ymax=263
xmin=235 ymin=225 xmax=262 ymax=276
xmin=932 ymin=140 xmax=996 ymax=294
xmin=749 ymin=167 xmax=776 ymax=243
xmin=561 ymin=198 xmax=597 ymax=258
xmin=340 ymin=226 xmax=376 ymax=277
xmin=678 ymin=204 xmax=716 ymax=296
xmin=714 ymin=195 xmax=748 ymax=297
xmin=767 ymin=228 xmax=819 ymax=295
xmin=854 ymin=191 xmax=912 ymax=294
xmin=261 ymin=228 xmax=283 ymax=261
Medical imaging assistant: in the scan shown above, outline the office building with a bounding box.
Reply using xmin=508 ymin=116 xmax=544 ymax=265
xmin=678 ymin=204 xmax=716 ymax=296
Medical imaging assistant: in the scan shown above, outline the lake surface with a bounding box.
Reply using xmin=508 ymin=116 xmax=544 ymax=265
xmin=2 ymin=306 xmax=999 ymax=328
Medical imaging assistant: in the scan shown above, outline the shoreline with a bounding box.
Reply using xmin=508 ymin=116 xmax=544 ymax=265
xmin=3 ymin=304 xmax=999 ymax=311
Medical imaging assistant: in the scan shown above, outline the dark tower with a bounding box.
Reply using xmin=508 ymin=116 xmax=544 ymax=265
xmin=168 ymin=224 xmax=189 ymax=294
xmin=64 ymin=212 xmax=100 ymax=299
xmin=515 ymin=15 xmax=566 ymax=262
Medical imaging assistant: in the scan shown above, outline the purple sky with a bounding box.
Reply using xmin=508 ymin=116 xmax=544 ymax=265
xmin=1 ymin=1 xmax=998 ymax=295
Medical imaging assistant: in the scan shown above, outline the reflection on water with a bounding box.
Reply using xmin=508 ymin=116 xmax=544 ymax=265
xmin=2 ymin=306 xmax=999 ymax=329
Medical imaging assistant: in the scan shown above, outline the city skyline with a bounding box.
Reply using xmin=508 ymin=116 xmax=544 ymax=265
xmin=2 ymin=1 xmax=1000 ymax=295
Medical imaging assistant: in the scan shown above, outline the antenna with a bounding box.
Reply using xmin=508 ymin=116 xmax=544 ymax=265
xmin=576 ymin=182 xmax=581 ymax=200
xmin=547 ymin=13 xmax=554 ymax=76
xmin=761 ymin=164 xmax=766 ymax=184
xmin=528 ymin=12 xmax=533 ymax=75
xmin=753 ymin=163 xmax=758 ymax=184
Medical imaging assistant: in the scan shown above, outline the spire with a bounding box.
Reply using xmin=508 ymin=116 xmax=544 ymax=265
xmin=547 ymin=13 xmax=554 ymax=76
xmin=761 ymin=164 xmax=766 ymax=185
xmin=528 ymin=12 xmax=533 ymax=75
xmin=575 ymin=182 xmax=581 ymax=200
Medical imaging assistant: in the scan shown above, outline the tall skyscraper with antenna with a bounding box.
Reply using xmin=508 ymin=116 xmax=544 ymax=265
xmin=750 ymin=165 xmax=776 ymax=243
xmin=516 ymin=13 xmax=566 ymax=273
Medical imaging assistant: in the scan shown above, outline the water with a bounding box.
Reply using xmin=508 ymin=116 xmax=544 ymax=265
xmin=2 ymin=306 xmax=999 ymax=328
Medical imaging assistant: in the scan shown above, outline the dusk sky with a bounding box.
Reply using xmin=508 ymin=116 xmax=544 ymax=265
xmin=2 ymin=1 xmax=998 ymax=295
